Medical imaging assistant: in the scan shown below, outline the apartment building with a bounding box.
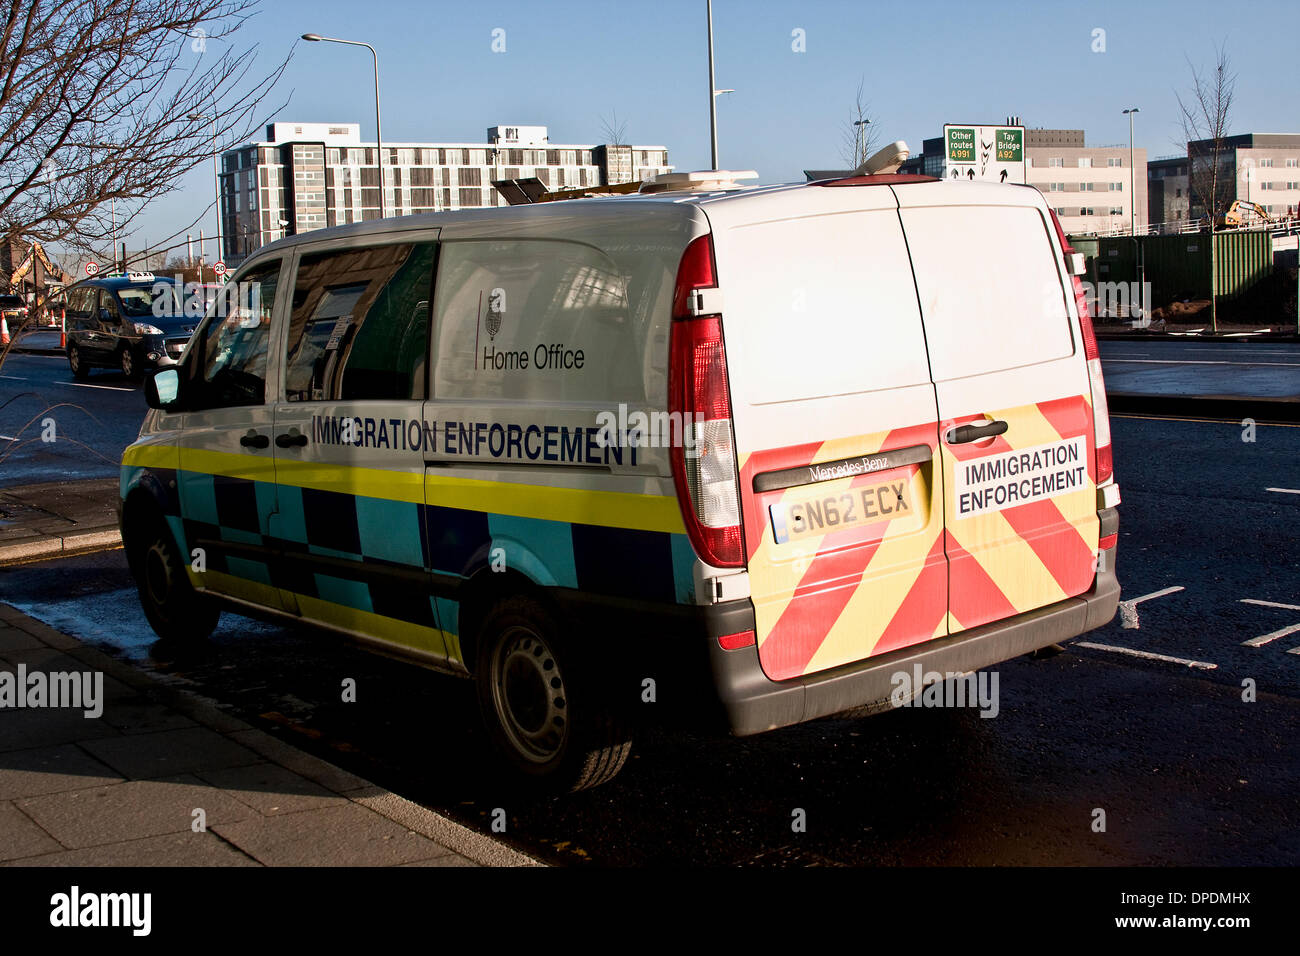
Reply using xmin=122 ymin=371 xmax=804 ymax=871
xmin=1024 ymin=128 xmax=1147 ymax=237
xmin=219 ymin=122 xmax=672 ymax=262
xmin=1147 ymin=157 xmax=1190 ymax=229
xmin=1186 ymin=133 xmax=1300 ymax=223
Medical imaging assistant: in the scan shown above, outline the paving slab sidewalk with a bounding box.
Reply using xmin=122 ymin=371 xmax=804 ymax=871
xmin=0 ymin=479 xmax=122 ymax=566
xmin=0 ymin=603 xmax=541 ymax=867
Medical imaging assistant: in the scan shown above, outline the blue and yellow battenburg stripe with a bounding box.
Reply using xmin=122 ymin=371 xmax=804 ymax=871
xmin=121 ymin=445 xmax=696 ymax=667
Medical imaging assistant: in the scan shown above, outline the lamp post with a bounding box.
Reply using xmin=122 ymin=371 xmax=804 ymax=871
xmin=188 ymin=112 xmax=221 ymax=283
xmin=1123 ymin=107 xmax=1143 ymax=319
xmin=302 ymin=33 xmax=385 ymax=218
xmin=706 ymin=1 xmax=734 ymax=169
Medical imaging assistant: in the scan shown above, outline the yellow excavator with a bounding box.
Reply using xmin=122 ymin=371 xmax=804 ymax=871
xmin=1214 ymin=199 xmax=1273 ymax=229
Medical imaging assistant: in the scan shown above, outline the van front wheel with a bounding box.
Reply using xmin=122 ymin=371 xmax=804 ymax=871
xmin=474 ymin=595 xmax=631 ymax=792
xmin=127 ymin=511 xmax=220 ymax=644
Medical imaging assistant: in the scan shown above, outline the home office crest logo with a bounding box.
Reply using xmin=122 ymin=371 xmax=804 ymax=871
xmin=486 ymin=287 xmax=505 ymax=340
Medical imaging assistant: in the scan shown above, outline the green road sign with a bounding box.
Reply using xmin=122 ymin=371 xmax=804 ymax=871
xmin=996 ymin=128 xmax=1023 ymax=163
xmin=946 ymin=127 xmax=975 ymax=162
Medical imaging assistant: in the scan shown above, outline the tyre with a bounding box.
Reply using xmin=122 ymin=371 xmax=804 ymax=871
xmin=126 ymin=509 xmax=220 ymax=644
xmin=474 ymin=595 xmax=631 ymax=792
xmin=119 ymin=346 xmax=140 ymax=381
xmin=68 ymin=345 xmax=89 ymax=380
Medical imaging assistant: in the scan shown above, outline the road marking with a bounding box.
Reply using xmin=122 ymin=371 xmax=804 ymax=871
xmin=1242 ymin=623 xmax=1300 ymax=648
xmin=1119 ymin=585 xmax=1184 ymax=629
xmin=1111 ymin=414 xmax=1300 ymax=428
xmin=1266 ymin=488 xmax=1300 ymax=495
xmin=0 ymin=434 xmax=17 ymax=441
xmin=52 ymin=381 xmax=134 ymax=392
xmin=1288 ymin=646 xmax=1300 ymax=656
xmin=1074 ymin=641 xmax=1217 ymax=670
xmin=1103 ymin=359 xmax=1300 ymax=367
xmin=1241 ymin=598 xmax=1300 ymax=611
xmin=0 ymin=374 xmax=29 ymax=381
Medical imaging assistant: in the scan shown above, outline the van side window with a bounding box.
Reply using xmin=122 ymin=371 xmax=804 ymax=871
xmin=283 ymin=242 xmax=434 ymax=402
xmin=188 ymin=261 xmax=280 ymax=409
xmin=431 ymin=239 xmax=638 ymax=403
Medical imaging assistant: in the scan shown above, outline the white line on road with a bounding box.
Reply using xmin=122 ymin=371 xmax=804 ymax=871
xmin=1242 ymin=623 xmax=1300 ymax=648
xmin=52 ymin=381 xmax=134 ymax=392
xmin=1074 ymin=641 xmax=1218 ymax=670
xmin=1103 ymin=359 xmax=1300 ymax=367
xmin=0 ymin=434 xmax=16 ymax=441
xmin=1241 ymin=598 xmax=1300 ymax=611
xmin=1266 ymin=488 xmax=1300 ymax=495
xmin=1119 ymin=585 xmax=1184 ymax=629
xmin=1288 ymin=646 xmax=1300 ymax=656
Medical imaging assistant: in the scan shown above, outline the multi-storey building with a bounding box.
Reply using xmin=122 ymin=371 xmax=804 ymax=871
xmin=219 ymin=122 xmax=672 ymax=262
xmin=1147 ymin=157 xmax=1190 ymax=229
xmin=1186 ymin=133 xmax=1300 ymax=224
xmin=1024 ymin=128 xmax=1146 ymax=237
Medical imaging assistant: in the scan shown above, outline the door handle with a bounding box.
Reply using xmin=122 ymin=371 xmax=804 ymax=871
xmin=275 ymin=431 xmax=308 ymax=449
xmin=945 ymin=420 xmax=1008 ymax=444
xmin=240 ymin=430 xmax=269 ymax=449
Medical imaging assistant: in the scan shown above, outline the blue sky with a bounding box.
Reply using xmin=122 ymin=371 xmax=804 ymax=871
xmin=116 ymin=0 xmax=1300 ymax=264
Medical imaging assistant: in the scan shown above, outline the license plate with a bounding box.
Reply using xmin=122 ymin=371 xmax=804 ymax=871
xmin=770 ymin=479 xmax=912 ymax=544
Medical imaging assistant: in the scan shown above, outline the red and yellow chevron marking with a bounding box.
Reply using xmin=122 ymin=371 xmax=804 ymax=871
xmin=941 ymin=395 xmax=1098 ymax=633
xmin=740 ymin=421 xmax=947 ymax=682
xmin=738 ymin=395 xmax=1100 ymax=682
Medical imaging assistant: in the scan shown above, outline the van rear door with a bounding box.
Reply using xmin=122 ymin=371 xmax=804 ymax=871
xmin=893 ymin=185 xmax=1100 ymax=632
xmin=707 ymin=189 xmax=948 ymax=683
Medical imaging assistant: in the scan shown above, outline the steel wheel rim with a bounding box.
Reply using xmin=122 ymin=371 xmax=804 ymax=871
xmin=69 ymin=348 xmax=79 ymax=372
xmin=491 ymin=625 xmax=567 ymax=764
xmin=121 ymin=350 xmax=133 ymax=376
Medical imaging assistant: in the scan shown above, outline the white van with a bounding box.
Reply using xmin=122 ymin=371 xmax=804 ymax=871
xmin=120 ymin=167 xmax=1121 ymax=791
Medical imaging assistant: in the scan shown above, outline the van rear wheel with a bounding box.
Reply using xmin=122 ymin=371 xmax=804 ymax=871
xmin=474 ymin=595 xmax=631 ymax=792
xmin=127 ymin=510 xmax=220 ymax=644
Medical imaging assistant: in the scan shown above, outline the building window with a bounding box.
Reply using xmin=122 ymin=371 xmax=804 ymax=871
xmin=1287 ymin=182 xmax=1299 ymax=190
xmin=1048 ymin=182 xmax=1062 ymax=191
xmin=1175 ymin=188 xmax=1182 ymax=198
xmin=1080 ymin=207 xmax=1096 ymax=216
xmin=1048 ymin=157 xmax=1064 ymax=167
xmin=1109 ymin=182 xmax=1123 ymax=191
xmin=1054 ymin=207 xmax=1066 ymax=216
xmin=459 ymin=187 xmax=480 ymax=207
xmin=1108 ymin=157 xmax=1122 ymax=167
xmin=1081 ymin=182 xmax=1095 ymax=191
xmin=1259 ymin=158 xmax=1274 ymax=167
xmin=1078 ymin=157 xmax=1092 ymax=168
xmin=1259 ymin=182 xmax=1272 ymax=191
xmin=1109 ymin=207 xmax=1123 ymax=216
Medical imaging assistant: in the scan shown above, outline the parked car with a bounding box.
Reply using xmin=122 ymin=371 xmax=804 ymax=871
xmin=55 ymin=274 xmax=200 ymax=380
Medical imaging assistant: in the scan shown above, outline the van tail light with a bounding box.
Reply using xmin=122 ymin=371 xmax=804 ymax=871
xmin=1049 ymin=210 xmax=1113 ymax=485
xmin=669 ymin=235 xmax=745 ymax=568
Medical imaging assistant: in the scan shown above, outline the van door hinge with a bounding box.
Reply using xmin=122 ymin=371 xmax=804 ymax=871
xmin=688 ymin=288 xmax=724 ymax=316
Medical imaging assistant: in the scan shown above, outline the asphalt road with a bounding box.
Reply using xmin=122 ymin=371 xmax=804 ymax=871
xmin=0 ymin=350 xmax=144 ymax=487
xmin=1099 ymin=339 xmax=1300 ymax=400
xmin=2 ymin=413 xmax=1298 ymax=865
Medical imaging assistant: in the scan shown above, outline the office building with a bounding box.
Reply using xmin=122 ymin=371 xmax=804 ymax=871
xmin=1185 ymin=133 xmax=1300 ymax=223
xmin=219 ymin=122 xmax=672 ymax=262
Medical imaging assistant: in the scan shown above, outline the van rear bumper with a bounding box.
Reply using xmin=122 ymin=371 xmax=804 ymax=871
xmin=707 ymin=564 xmax=1121 ymax=737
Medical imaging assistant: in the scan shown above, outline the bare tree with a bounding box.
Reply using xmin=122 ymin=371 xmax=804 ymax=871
xmin=1178 ymin=43 xmax=1236 ymax=333
xmin=839 ymin=78 xmax=879 ymax=170
xmin=0 ymin=0 xmax=291 ymax=368
xmin=598 ymin=109 xmax=629 ymax=146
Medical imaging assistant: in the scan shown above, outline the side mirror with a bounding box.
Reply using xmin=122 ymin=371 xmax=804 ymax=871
xmin=144 ymin=367 xmax=181 ymax=410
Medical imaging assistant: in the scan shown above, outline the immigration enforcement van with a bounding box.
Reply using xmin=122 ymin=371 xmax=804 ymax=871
xmin=119 ymin=157 xmax=1121 ymax=791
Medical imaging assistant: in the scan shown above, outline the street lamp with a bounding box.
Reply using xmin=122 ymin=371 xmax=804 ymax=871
xmin=1123 ymin=107 xmax=1143 ymax=319
xmin=705 ymin=1 xmax=734 ymax=169
xmin=302 ymin=33 xmax=385 ymax=218
xmin=188 ymin=112 xmax=221 ymax=283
